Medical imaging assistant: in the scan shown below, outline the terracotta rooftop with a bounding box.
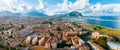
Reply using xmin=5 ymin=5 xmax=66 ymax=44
xmin=33 ymin=24 xmax=51 ymax=33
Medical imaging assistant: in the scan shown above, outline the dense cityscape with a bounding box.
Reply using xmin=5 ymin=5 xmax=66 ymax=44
xmin=0 ymin=16 xmax=119 ymax=50
xmin=0 ymin=0 xmax=120 ymax=50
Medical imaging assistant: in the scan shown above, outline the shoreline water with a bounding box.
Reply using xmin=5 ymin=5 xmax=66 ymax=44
xmin=63 ymin=17 xmax=120 ymax=30
xmin=62 ymin=18 xmax=120 ymax=30
xmin=85 ymin=16 xmax=120 ymax=30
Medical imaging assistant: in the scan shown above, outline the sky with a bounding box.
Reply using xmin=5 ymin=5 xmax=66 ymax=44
xmin=0 ymin=0 xmax=120 ymax=16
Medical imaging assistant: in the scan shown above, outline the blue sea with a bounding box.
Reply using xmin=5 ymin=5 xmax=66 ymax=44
xmin=63 ymin=16 xmax=120 ymax=29
xmin=84 ymin=16 xmax=120 ymax=29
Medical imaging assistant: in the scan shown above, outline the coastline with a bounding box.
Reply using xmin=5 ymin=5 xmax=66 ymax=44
xmin=84 ymin=23 xmax=120 ymax=30
xmin=75 ymin=22 xmax=120 ymax=36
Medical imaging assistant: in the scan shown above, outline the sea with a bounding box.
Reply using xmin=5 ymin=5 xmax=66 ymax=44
xmin=84 ymin=16 xmax=120 ymax=30
xmin=62 ymin=16 xmax=120 ymax=30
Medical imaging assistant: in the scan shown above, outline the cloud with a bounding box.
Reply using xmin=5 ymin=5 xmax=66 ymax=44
xmin=0 ymin=0 xmax=47 ymax=13
xmin=45 ymin=0 xmax=120 ymax=16
xmin=0 ymin=0 xmax=31 ymax=13
xmin=36 ymin=0 xmax=47 ymax=12
xmin=47 ymin=0 xmax=90 ymax=15
xmin=83 ymin=3 xmax=120 ymax=16
xmin=113 ymin=6 xmax=120 ymax=13
xmin=15 ymin=3 xmax=33 ymax=13
xmin=90 ymin=3 xmax=120 ymax=14
xmin=69 ymin=0 xmax=90 ymax=10
xmin=91 ymin=3 xmax=102 ymax=13
xmin=0 ymin=0 xmax=120 ymax=16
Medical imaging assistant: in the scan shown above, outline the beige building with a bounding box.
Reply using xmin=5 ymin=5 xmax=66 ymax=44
xmin=45 ymin=37 xmax=57 ymax=49
xmin=92 ymin=32 xmax=101 ymax=38
xmin=33 ymin=24 xmax=51 ymax=33
xmin=38 ymin=37 xmax=45 ymax=46
xmin=72 ymin=36 xmax=85 ymax=46
xmin=32 ymin=36 xmax=38 ymax=45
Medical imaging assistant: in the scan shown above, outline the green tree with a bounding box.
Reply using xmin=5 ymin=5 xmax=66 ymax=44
xmin=93 ymin=26 xmax=103 ymax=31
xmin=19 ymin=24 xmax=25 ymax=30
xmin=62 ymin=40 xmax=66 ymax=46
xmin=56 ymin=26 xmax=62 ymax=31
xmin=9 ymin=22 xmax=13 ymax=27
xmin=0 ymin=29 xmax=3 ymax=32
xmin=41 ymin=21 xmax=52 ymax=24
xmin=96 ymin=36 xmax=108 ymax=48
xmin=57 ymin=40 xmax=67 ymax=48
xmin=18 ymin=44 xmax=26 ymax=47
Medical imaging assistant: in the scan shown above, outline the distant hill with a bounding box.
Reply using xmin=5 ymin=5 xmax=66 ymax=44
xmin=0 ymin=11 xmax=21 ymax=16
xmin=0 ymin=11 xmax=48 ymax=17
xmin=0 ymin=11 xmax=82 ymax=17
xmin=65 ymin=11 xmax=82 ymax=16
xmin=26 ymin=11 xmax=47 ymax=16
xmin=55 ymin=11 xmax=83 ymax=18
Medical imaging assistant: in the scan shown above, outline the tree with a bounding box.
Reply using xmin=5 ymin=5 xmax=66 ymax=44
xmin=9 ymin=22 xmax=13 ymax=27
xmin=21 ymin=25 xmax=24 ymax=29
xmin=57 ymin=40 xmax=66 ymax=48
xmin=18 ymin=44 xmax=26 ymax=47
xmin=0 ymin=29 xmax=3 ymax=32
xmin=96 ymin=36 xmax=108 ymax=48
xmin=56 ymin=26 xmax=62 ymax=31
xmin=19 ymin=24 xmax=25 ymax=30
xmin=41 ymin=21 xmax=52 ymax=24
xmin=93 ymin=26 xmax=103 ymax=31
xmin=62 ymin=40 xmax=66 ymax=46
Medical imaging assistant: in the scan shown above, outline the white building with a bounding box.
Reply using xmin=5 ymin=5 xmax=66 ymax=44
xmin=26 ymin=36 xmax=32 ymax=44
xmin=71 ymin=45 xmax=76 ymax=50
xmin=107 ymin=41 xmax=120 ymax=50
xmin=51 ymin=43 xmax=57 ymax=48
xmin=92 ymin=32 xmax=101 ymax=38
xmin=79 ymin=38 xmax=85 ymax=46
xmin=3 ymin=30 xmax=12 ymax=36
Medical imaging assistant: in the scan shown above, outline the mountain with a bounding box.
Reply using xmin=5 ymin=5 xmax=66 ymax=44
xmin=0 ymin=11 xmax=82 ymax=17
xmin=55 ymin=11 xmax=83 ymax=18
xmin=0 ymin=11 xmax=48 ymax=17
xmin=26 ymin=11 xmax=47 ymax=16
xmin=65 ymin=11 xmax=82 ymax=16
xmin=0 ymin=11 xmax=21 ymax=16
